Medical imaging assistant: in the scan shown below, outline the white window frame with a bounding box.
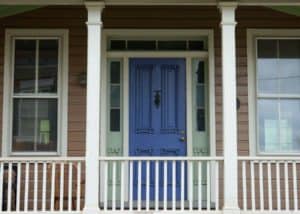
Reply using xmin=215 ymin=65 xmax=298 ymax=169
xmin=2 ymin=29 xmax=69 ymax=157
xmin=248 ymin=29 xmax=300 ymax=156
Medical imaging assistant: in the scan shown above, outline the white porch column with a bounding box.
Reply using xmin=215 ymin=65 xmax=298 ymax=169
xmin=83 ymin=2 xmax=104 ymax=214
xmin=219 ymin=2 xmax=240 ymax=214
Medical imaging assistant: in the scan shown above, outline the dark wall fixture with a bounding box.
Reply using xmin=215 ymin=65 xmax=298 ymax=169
xmin=78 ymin=72 xmax=87 ymax=87
xmin=237 ymin=98 xmax=240 ymax=110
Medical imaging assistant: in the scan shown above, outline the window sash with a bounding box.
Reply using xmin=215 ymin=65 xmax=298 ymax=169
xmin=256 ymin=38 xmax=300 ymax=154
xmin=12 ymin=98 xmax=58 ymax=153
xmin=13 ymin=39 xmax=59 ymax=95
xmin=257 ymin=94 xmax=300 ymax=99
xmin=108 ymin=59 xmax=122 ymax=133
xmin=108 ymin=38 xmax=208 ymax=51
xmin=256 ymin=98 xmax=300 ymax=154
xmin=10 ymin=37 xmax=61 ymax=154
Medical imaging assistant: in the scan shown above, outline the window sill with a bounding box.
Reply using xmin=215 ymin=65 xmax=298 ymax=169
xmin=8 ymin=152 xmax=61 ymax=157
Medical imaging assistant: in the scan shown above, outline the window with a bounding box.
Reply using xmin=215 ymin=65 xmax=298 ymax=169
xmin=256 ymin=38 xmax=300 ymax=154
xmin=195 ymin=60 xmax=206 ymax=132
xmin=192 ymin=59 xmax=209 ymax=156
xmin=3 ymin=30 xmax=68 ymax=156
xmin=109 ymin=39 xmax=207 ymax=51
xmin=109 ymin=60 xmax=122 ymax=132
xmin=107 ymin=59 xmax=123 ymax=156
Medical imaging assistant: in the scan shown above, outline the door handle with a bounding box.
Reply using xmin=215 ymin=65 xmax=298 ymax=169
xmin=179 ymin=136 xmax=185 ymax=142
xmin=154 ymin=90 xmax=161 ymax=108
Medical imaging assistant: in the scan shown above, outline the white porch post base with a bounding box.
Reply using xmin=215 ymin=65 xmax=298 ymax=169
xmin=83 ymin=207 xmax=102 ymax=214
xmin=83 ymin=2 xmax=105 ymax=214
xmin=219 ymin=2 xmax=240 ymax=212
xmin=223 ymin=207 xmax=241 ymax=214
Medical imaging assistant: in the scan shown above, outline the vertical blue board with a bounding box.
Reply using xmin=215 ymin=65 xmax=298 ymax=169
xmin=129 ymin=58 xmax=186 ymax=203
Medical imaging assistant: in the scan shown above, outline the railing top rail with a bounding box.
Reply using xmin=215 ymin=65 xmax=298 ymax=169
xmin=99 ymin=156 xmax=224 ymax=161
xmin=238 ymin=156 xmax=300 ymax=161
xmin=0 ymin=156 xmax=85 ymax=162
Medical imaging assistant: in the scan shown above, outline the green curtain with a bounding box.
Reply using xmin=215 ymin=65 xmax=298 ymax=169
xmin=0 ymin=6 xmax=40 ymax=18
xmin=269 ymin=6 xmax=300 ymax=17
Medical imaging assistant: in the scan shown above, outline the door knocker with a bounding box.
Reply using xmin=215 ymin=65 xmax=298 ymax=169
xmin=154 ymin=90 xmax=161 ymax=108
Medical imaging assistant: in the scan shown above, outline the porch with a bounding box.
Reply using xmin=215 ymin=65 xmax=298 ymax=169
xmin=0 ymin=0 xmax=300 ymax=213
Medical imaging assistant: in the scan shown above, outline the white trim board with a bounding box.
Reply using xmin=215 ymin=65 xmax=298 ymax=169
xmin=247 ymin=29 xmax=300 ymax=156
xmin=2 ymin=29 xmax=69 ymax=157
xmin=106 ymin=51 xmax=208 ymax=58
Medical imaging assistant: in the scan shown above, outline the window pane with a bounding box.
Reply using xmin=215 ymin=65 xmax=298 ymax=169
xmin=189 ymin=40 xmax=204 ymax=51
xmin=257 ymin=58 xmax=278 ymax=94
xmin=197 ymin=109 xmax=205 ymax=131
xmin=196 ymin=85 xmax=205 ymax=108
xmin=110 ymin=109 xmax=120 ymax=131
xmin=278 ymin=40 xmax=300 ymax=94
xmin=258 ymin=99 xmax=279 ymax=153
xmin=279 ymin=99 xmax=300 ymax=152
xmin=110 ymin=40 xmax=126 ymax=50
xmin=110 ymin=85 xmax=120 ymax=108
xmin=14 ymin=40 xmax=36 ymax=93
xmin=278 ymin=58 xmax=300 ymax=94
xmin=258 ymin=99 xmax=300 ymax=153
xmin=110 ymin=61 xmax=120 ymax=84
xmin=196 ymin=61 xmax=205 ymax=83
xmin=127 ymin=40 xmax=156 ymax=50
xmin=257 ymin=40 xmax=277 ymax=58
xmin=279 ymin=40 xmax=300 ymax=58
xmin=13 ymin=99 xmax=35 ymax=151
xmin=12 ymin=99 xmax=58 ymax=152
xmin=157 ymin=41 xmax=186 ymax=50
xmin=257 ymin=40 xmax=278 ymax=94
xmin=38 ymin=40 xmax=58 ymax=93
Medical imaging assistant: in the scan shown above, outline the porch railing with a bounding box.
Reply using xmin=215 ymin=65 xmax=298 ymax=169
xmin=7 ymin=156 xmax=300 ymax=213
xmin=99 ymin=156 xmax=224 ymax=212
xmin=238 ymin=157 xmax=300 ymax=212
xmin=0 ymin=157 xmax=85 ymax=213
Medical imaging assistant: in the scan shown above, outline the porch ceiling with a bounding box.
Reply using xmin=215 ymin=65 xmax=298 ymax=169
xmin=0 ymin=1 xmax=300 ymax=18
xmin=1 ymin=0 xmax=300 ymax=6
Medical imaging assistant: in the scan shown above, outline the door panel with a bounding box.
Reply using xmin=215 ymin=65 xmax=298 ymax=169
xmin=129 ymin=58 xmax=186 ymax=201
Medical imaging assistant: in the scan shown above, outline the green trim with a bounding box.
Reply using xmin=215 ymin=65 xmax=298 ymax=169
xmin=269 ymin=6 xmax=300 ymax=17
xmin=191 ymin=58 xmax=209 ymax=202
xmin=106 ymin=59 xmax=123 ymax=157
xmin=192 ymin=59 xmax=209 ymax=157
xmin=106 ymin=59 xmax=123 ymax=201
xmin=0 ymin=6 xmax=41 ymax=18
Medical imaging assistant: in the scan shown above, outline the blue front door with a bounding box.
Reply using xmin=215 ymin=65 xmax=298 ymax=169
xmin=129 ymin=58 xmax=187 ymax=202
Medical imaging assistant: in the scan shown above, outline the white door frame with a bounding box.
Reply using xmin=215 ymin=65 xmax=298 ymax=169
xmin=100 ymin=29 xmax=216 ymax=203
